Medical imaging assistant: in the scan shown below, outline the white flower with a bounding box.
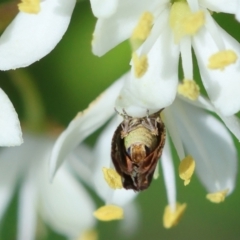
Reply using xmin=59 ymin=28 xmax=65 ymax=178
xmin=0 ymin=133 xmax=95 ymax=240
xmin=92 ymin=0 xmax=240 ymax=116
xmin=0 ymin=88 xmax=22 ymax=146
xmin=68 ymin=119 xmax=139 ymax=229
xmin=49 ymin=78 xmax=138 ymax=216
xmin=165 ymin=96 xmax=237 ymax=197
xmin=0 ymin=0 xmax=76 ymax=70
xmin=49 ymin=72 xmax=238 ymax=223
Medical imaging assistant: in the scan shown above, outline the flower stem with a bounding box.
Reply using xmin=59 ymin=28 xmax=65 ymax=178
xmin=8 ymin=69 xmax=46 ymax=133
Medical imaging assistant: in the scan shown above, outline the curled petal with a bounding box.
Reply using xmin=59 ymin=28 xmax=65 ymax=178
xmin=170 ymin=98 xmax=237 ymax=194
xmin=0 ymin=0 xmax=76 ymax=70
xmin=193 ymin=24 xmax=240 ymax=116
xmin=49 ymin=79 xmax=123 ymax=180
xmin=0 ymin=88 xmax=22 ymax=146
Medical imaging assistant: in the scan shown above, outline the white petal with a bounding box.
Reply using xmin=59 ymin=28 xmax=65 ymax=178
xmin=236 ymin=1 xmax=240 ymax=21
xmin=199 ymin=0 xmax=238 ymax=13
xmin=163 ymin=108 xmax=185 ymax=160
xmin=90 ymin=0 xmax=119 ymax=18
xmin=217 ymin=113 xmax=240 ymax=140
xmin=0 ymin=0 xmax=76 ymax=70
xmin=171 ymin=98 xmax=237 ymax=194
xmin=68 ymin=145 xmax=96 ymax=187
xmin=5 ymin=133 xmax=95 ymax=238
xmin=0 ymin=88 xmax=22 ymax=146
xmin=193 ymin=24 xmax=240 ymax=116
xmin=177 ymin=94 xmax=214 ymax=111
xmin=161 ymin=136 xmax=177 ymax=211
xmin=179 ymin=94 xmax=240 ymax=141
xmin=92 ymin=116 xmax=138 ymax=206
xmin=187 ymin=0 xmax=199 ymax=12
xmin=38 ymin=161 xmax=95 ymax=238
xmin=0 ymin=135 xmax=32 ymax=220
xmin=17 ymin=175 xmax=37 ymax=240
xmin=50 ymin=79 xmax=123 ymax=180
xmin=92 ymin=0 xmax=152 ymax=56
xmin=116 ymin=28 xmax=179 ymax=117
xmin=118 ymin=202 xmax=139 ymax=237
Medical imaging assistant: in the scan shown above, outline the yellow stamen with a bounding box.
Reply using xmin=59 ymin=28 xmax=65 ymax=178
xmin=179 ymin=155 xmax=195 ymax=186
xmin=208 ymin=50 xmax=238 ymax=70
xmin=18 ymin=0 xmax=40 ymax=14
xmin=170 ymin=2 xmax=205 ymax=43
xmin=163 ymin=202 xmax=187 ymax=228
xmin=206 ymin=189 xmax=229 ymax=203
xmin=78 ymin=229 xmax=98 ymax=240
xmin=178 ymin=79 xmax=200 ymax=100
xmin=130 ymin=12 xmax=154 ymax=51
xmin=132 ymin=52 xmax=148 ymax=78
xmin=102 ymin=167 xmax=123 ymax=189
xmin=93 ymin=205 xmax=124 ymax=221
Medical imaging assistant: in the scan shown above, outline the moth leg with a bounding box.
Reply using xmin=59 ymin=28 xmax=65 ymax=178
xmin=141 ymin=110 xmax=159 ymax=135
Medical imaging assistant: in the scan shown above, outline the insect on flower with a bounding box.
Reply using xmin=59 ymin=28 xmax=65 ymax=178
xmin=111 ymin=109 xmax=166 ymax=191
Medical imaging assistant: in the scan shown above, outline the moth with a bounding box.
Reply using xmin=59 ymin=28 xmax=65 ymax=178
xmin=111 ymin=109 xmax=166 ymax=191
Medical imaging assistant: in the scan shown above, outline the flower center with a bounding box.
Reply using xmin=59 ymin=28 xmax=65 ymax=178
xmin=163 ymin=202 xmax=187 ymax=228
xmin=169 ymin=1 xmax=205 ymax=43
xmin=102 ymin=167 xmax=123 ymax=189
xmin=93 ymin=205 xmax=124 ymax=221
xmin=18 ymin=0 xmax=40 ymax=14
xmin=208 ymin=50 xmax=238 ymax=70
xmin=178 ymin=155 xmax=195 ymax=186
xmin=177 ymin=79 xmax=200 ymax=100
xmin=206 ymin=189 xmax=229 ymax=203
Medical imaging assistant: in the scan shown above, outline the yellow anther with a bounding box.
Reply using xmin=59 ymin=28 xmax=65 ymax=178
xmin=130 ymin=12 xmax=154 ymax=51
xmin=78 ymin=229 xmax=98 ymax=240
xmin=18 ymin=0 xmax=40 ymax=14
xmin=102 ymin=167 xmax=123 ymax=189
xmin=132 ymin=52 xmax=148 ymax=78
xmin=178 ymin=79 xmax=200 ymax=100
xmin=93 ymin=205 xmax=124 ymax=221
xmin=170 ymin=2 xmax=205 ymax=43
xmin=179 ymin=155 xmax=195 ymax=186
xmin=163 ymin=202 xmax=187 ymax=228
xmin=206 ymin=189 xmax=229 ymax=203
xmin=208 ymin=50 xmax=238 ymax=70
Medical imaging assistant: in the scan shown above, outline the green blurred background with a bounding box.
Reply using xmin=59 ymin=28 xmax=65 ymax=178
xmin=0 ymin=1 xmax=240 ymax=239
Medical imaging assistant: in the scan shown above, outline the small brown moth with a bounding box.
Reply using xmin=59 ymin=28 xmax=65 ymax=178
xmin=111 ymin=109 xmax=166 ymax=191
